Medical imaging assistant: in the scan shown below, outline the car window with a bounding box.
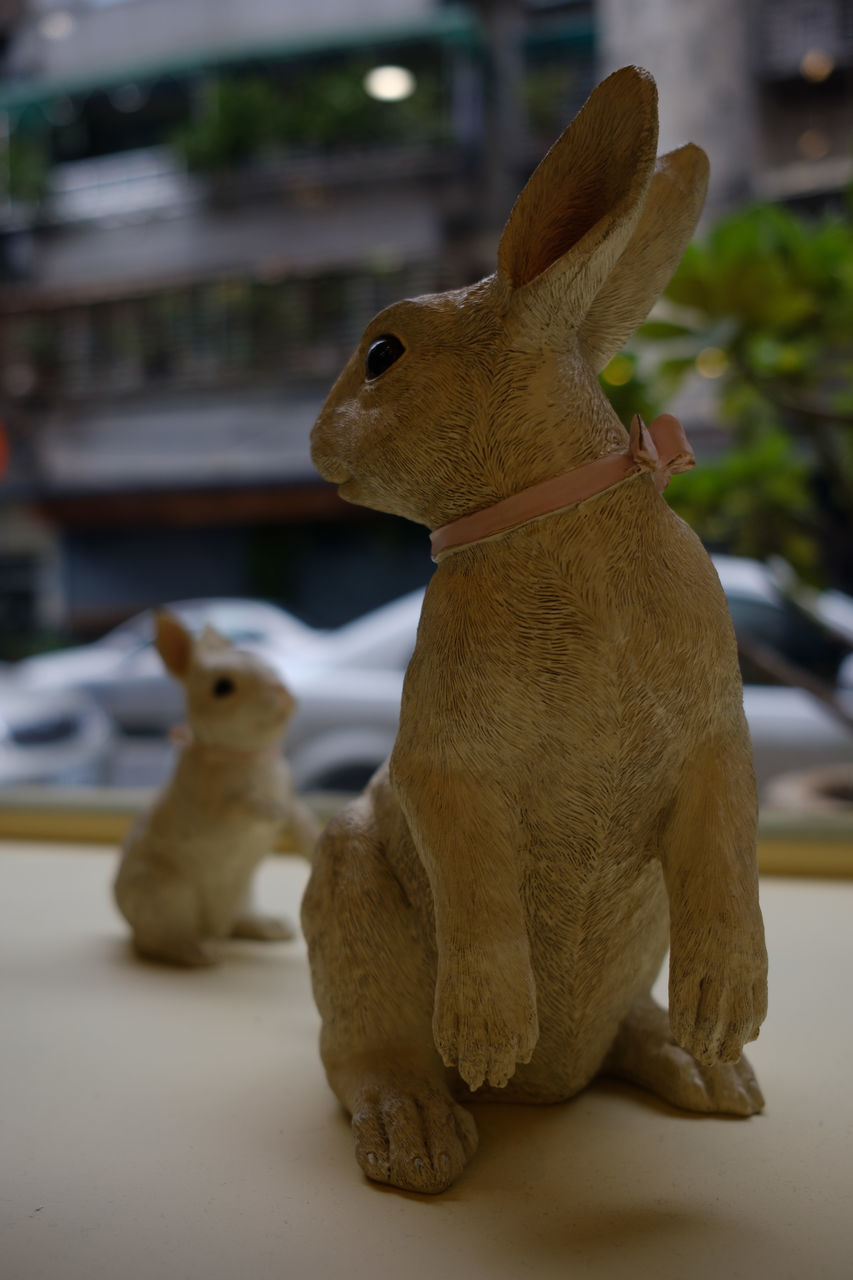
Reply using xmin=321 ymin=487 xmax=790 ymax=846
xmin=184 ymin=605 xmax=312 ymax=648
xmin=104 ymin=617 xmax=154 ymax=649
xmin=9 ymin=714 xmax=80 ymax=746
xmin=221 ymin=629 xmax=266 ymax=645
xmin=727 ymin=595 xmax=851 ymax=686
xmin=115 ymin=640 xmax=157 ymax=666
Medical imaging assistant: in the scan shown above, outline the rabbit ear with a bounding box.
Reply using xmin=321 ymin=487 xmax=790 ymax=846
xmin=155 ymin=610 xmax=193 ymax=681
xmin=496 ymin=66 xmax=659 ymax=341
xmin=579 ymin=143 xmax=709 ymax=372
xmin=197 ymin=624 xmax=232 ymax=654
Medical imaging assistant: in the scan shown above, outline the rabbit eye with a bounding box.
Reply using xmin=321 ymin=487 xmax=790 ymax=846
xmin=365 ymin=334 xmax=405 ymax=381
xmin=212 ymin=677 xmax=235 ymax=698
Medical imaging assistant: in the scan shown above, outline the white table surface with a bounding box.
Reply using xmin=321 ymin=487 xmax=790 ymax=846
xmin=1 ymin=842 xmax=852 ymax=1280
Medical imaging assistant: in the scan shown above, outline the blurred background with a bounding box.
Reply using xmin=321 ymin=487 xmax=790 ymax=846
xmin=0 ymin=0 xmax=851 ymax=804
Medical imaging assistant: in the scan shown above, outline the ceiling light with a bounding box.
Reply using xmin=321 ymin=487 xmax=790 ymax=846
xmin=800 ymin=49 xmax=834 ymax=82
xmin=110 ymin=84 xmax=146 ymax=113
xmin=363 ymin=65 xmax=416 ymax=103
xmin=39 ymin=11 xmax=76 ymax=41
xmin=797 ymin=128 xmax=831 ymax=160
xmin=601 ymin=355 xmax=633 ymax=387
xmin=696 ymin=347 xmax=728 ymax=379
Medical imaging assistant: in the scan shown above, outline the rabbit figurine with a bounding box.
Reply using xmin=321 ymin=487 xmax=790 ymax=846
xmin=302 ymin=66 xmax=768 ymax=1194
xmin=115 ymin=611 xmax=321 ymax=966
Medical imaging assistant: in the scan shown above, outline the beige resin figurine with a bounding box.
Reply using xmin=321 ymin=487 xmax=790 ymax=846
xmin=302 ymin=66 xmax=768 ymax=1194
xmin=115 ymin=611 xmax=320 ymax=965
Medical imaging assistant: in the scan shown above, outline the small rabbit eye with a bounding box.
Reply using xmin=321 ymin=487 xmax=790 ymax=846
xmin=365 ymin=334 xmax=405 ymax=381
xmin=212 ymin=677 xmax=235 ymax=698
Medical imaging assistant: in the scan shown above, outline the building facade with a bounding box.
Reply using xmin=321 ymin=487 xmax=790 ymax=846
xmin=0 ymin=0 xmax=849 ymax=647
xmin=0 ymin=0 xmax=597 ymax=643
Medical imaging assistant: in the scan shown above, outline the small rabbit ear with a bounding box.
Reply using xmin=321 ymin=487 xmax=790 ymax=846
xmin=154 ymin=610 xmax=193 ymax=680
xmin=197 ymin=624 xmax=232 ymax=654
xmin=579 ymin=143 xmax=709 ymax=372
xmin=496 ymin=66 xmax=659 ymax=341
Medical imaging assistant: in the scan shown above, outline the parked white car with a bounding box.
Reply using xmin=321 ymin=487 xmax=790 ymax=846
xmin=0 ymin=676 xmax=113 ymax=785
xmin=13 ymin=558 xmax=853 ymax=796
xmin=712 ymin=555 xmax=853 ymax=793
xmin=15 ymin=598 xmax=405 ymax=792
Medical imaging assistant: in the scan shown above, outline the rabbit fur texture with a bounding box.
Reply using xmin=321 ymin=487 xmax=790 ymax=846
xmin=302 ymin=66 xmax=768 ymax=1195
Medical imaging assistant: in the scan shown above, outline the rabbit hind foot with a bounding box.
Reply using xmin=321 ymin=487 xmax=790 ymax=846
xmin=602 ymin=992 xmax=764 ymax=1116
xmin=132 ymin=935 xmax=219 ymax=967
xmin=230 ymin=911 xmax=294 ymax=941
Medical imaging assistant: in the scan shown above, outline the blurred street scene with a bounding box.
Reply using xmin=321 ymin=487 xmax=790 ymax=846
xmin=0 ymin=0 xmax=851 ymax=800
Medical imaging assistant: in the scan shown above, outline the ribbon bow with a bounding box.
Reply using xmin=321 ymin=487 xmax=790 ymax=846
xmin=429 ymin=411 xmax=696 ymax=561
xmin=628 ymin=412 xmax=695 ymax=493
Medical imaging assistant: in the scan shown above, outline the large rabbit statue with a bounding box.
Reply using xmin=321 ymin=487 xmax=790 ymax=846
xmin=302 ymin=67 xmax=768 ymax=1194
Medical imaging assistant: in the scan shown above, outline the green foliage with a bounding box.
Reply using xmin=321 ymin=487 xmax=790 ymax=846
xmin=171 ymin=65 xmax=447 ymax=174
xmin=665 ymin=429 xmax=820 ymax=577
xmin=171 ymin=79 xmax=285 ymax=171
xmin=601 ymin=201 xmax=853 ymax=587
xmin=275 ymin=65 xmax=446 ymax=150
xmin=598 ymin=352 xmax=659 ymax=427
xmin=523 ymin=64 xmax=578 ymax=142
xmin=1 ymin=132 xmax=51 ymax=205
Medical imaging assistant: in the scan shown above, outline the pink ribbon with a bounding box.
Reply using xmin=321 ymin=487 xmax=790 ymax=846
xmin=627 ymin=413 xmax=695 ymax=493
xmin=168 ymin=723 xmax=280 ymax=762
xmin=429 ymin=413 xmax=695 ymax=562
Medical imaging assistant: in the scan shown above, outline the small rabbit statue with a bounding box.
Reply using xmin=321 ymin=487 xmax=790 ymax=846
xmin=115 ymin=611 xmax=321 ymax=966
xmin=301 ymin=66 xmax=768 ymax=1194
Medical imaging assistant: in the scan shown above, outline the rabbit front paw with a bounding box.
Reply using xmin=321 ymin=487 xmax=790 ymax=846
xmin=432 ymin=948 xmax=538 ymax=1091
xmin=669 ymin=943 xmax=768 ymax=1066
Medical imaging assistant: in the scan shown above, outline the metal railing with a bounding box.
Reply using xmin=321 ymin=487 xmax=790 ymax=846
xmin=0 ymin=260 xmax=438 ymax=402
